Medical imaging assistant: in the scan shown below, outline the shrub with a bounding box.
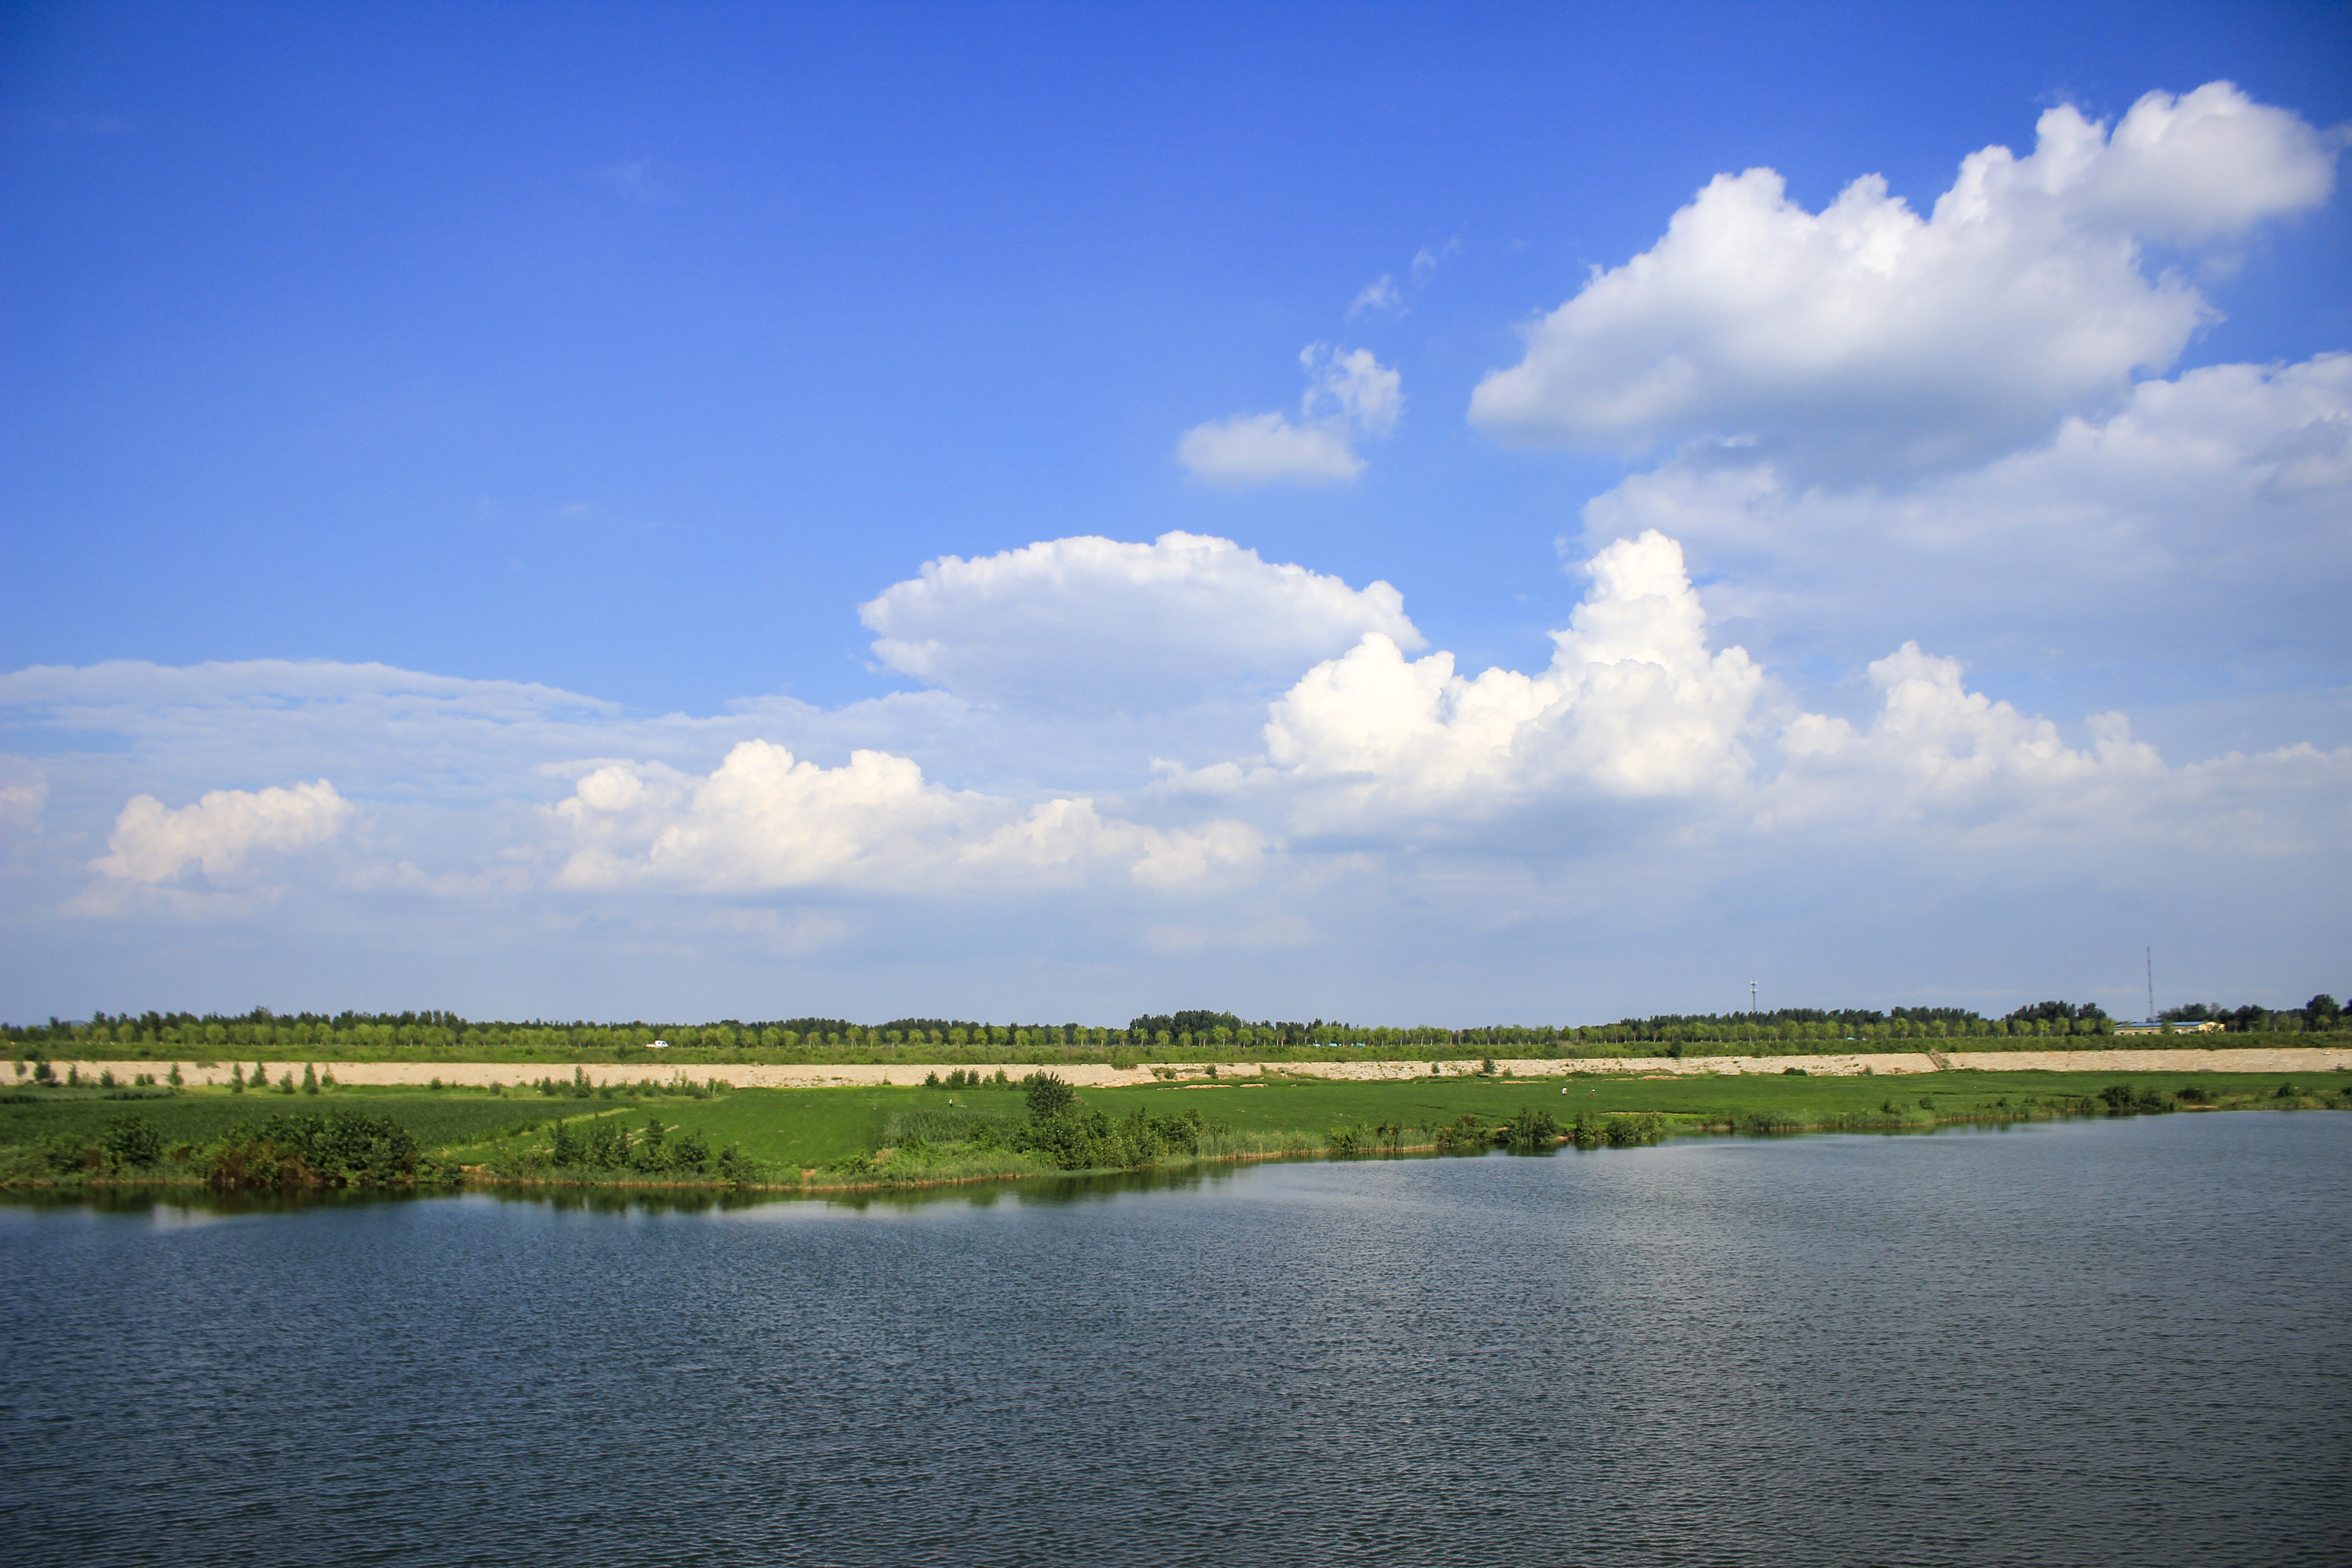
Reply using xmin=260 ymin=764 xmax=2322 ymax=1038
xmin=205 ymin=1108 xmax=434 ymax=1189
xmin=627 ymin=1115 xmax=671 ymax=1171
xmin=1504 ymin=1107 xmax=1561 ymax=1149
xmin=1007 ymin=1106 xmax=1215 ymax=1171
xmin=1603 ymin=1112 xmax=1668 ymax=1147
xmin=43 ymin=1134 xmax=95 ymax=1174
xmin=1024 ymin=1072 xmax=1076 ymax=1118
xmin=1433 ymin=1112 xmax=1490 ymax=1153
xmin=101 ymin=1114 xmax=163 ymax=1169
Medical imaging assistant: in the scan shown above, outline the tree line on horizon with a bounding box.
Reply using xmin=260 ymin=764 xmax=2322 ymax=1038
xmin=4 ymin=993 xmax=2343 ymax=1055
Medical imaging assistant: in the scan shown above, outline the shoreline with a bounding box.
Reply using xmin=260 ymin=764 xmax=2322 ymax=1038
xmin=10 ymin=1094 xmax=2342 ymax=1199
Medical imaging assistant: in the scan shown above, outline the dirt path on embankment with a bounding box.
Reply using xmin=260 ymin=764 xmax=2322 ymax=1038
xmin=29 ymin=1045 xmax=2351 ymax=1093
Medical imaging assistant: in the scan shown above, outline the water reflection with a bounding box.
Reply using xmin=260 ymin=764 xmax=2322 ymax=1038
xmin=0 ymin=1123 xmax=2057 ymax=1225
xmin=0 ymin=1157 xmax=1298 ymax=1222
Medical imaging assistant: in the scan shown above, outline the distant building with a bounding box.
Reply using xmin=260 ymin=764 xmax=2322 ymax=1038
xmin=2115 ymin=1020 xmax=2223 ymax=1036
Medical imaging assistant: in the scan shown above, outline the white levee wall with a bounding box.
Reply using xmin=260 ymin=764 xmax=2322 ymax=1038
xmin=23 ymin=1045 xmax=2352 ymax=1092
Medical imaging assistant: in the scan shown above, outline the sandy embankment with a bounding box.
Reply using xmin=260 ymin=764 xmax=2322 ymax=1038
xmin=28 ymin=1045 xmax=2351 ymax=1092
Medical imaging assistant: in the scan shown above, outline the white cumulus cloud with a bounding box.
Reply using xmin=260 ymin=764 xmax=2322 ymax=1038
xmin=860 ymin=530 xmax=1421 ymax=712
xmin=92 ymin=779 xmax=353 ymax=883
xmin=552 ymin=740 xmax=1262 ymax=894
xmin=1187 ymin=525 xmax=2348 ymax=874
xmin=1470 ymin=82 xmax=2338 ymax=481
xmin=1260 ymin=530 xmax=1765 ymax=823
xmin=1768 ymin=643 xmax=2164 ymax=830
xmin=1180 ymin=344 xmax=1403 ymax=485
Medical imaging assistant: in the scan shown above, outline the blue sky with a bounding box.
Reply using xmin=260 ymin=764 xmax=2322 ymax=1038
xmin=4 ymin=2 xmax=2347 ymax=1024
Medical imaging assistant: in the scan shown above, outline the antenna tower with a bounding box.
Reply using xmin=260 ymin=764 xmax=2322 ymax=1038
xmin=2146 ymin=947 xmax=2155 ymax=1024
xmin=1750 ymin=978 xmax=1758 ymax=1014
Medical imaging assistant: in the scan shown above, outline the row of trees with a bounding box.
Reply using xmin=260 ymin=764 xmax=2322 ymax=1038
xmin=2159 ymin=995 xmax=2340 ymax=1031
xmin=8 ymin=994 xmax=2345 ymax=1056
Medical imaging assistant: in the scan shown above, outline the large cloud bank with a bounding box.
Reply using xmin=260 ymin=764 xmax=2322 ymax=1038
xmin=1471 ymin=83 xmax=2337 ymax=481
xmin=4 ymin=517 xmax=2344 ymax=1015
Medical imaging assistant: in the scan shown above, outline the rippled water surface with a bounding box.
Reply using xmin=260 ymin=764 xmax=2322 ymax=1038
xmin=4 ymin=1113 xmax=2349 ymax=1566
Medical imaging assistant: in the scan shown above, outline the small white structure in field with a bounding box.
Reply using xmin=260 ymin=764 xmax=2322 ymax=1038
xmin=646 ymin=1039 xmax=671 ymax=1049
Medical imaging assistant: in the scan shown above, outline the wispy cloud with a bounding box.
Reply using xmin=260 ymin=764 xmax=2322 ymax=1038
xmin=1178 ymin=345 xmax=1402 ymax=486
xmin=1348 ymin=274 xmax=1403 ymax=317
xmin=1410 ymin=236 xmax=1460 ymax=285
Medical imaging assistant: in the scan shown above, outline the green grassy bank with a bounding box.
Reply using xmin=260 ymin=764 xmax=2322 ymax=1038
xmin=7 ymin=1066 xmax=2343 ymax=1195
xmin=590 ymin=1067 xmax=2352 ymax=1174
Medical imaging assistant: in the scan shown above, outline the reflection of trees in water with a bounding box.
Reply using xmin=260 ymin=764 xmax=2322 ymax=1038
xmin=1 ymin=1144 xmax=1485 ymax=1221
xmin=0 ymin=1182 xmax=425 ymax=1220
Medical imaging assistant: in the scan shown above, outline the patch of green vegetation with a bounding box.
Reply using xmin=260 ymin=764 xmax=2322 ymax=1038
xmin=544 ymin=1066 xmax=2352 ymax=1187
xmin=0 ymin=1088 xmax=602 ymax=1158
xmin=1072 ymin=1067 xmax=2345 ymax=1136
xmin=7 ymin=1067 xmax=2342 ymax=1194
xmin=0 ymin=1103 xmax=463 ymax=1190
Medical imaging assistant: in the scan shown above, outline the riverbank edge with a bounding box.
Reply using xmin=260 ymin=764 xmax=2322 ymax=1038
xmin=22 ymin=1044 xmax=2352 ymax=1092
xmin=12 ymin=1096 xmax=2343 ymax=1198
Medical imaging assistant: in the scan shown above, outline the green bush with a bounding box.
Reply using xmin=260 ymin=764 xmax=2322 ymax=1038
xmin=1504 ymin=1106 xmax=1561 ymax=1149
xmin=2099 ymin=1083 xmax=2174 ymax=1116
xmin=101 ymin=1114 xmax=162 ymax=1169
xmin=1023 ymin=1072 xmax=1075 ymax=1118
xmin=205 ymin=1107 xmax=438 ymax=1189
xmin=1008 ymin=1105 xmax=1215 ymax=1171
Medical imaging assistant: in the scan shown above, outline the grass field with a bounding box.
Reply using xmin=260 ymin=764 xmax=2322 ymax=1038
xmin=458 ymin=1066 xmax=2352 ymax=1172
xmin=5 ymin=1067 xmax=2344 ymax=1187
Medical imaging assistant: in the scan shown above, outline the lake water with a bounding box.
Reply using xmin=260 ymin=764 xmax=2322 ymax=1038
xmin=3 ymin=1113 xmax=2347 ymax=1566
